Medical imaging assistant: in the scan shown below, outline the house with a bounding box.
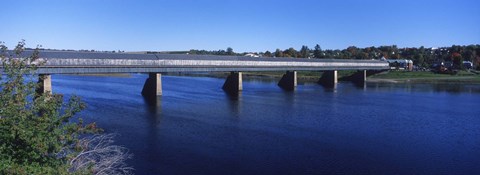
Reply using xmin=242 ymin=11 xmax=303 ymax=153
xmin=463 ymin=61 xmax=473 ymax=69
xmin=244 ymin=53 xmax=260 ymax=58
xmin=384 ymin=59 xmax=413 ymax=71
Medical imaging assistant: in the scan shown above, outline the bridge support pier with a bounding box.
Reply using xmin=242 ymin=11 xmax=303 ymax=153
xmin=278 ymin=71 xmax=297 ymax=91
xmin=319 ymin=70 xmax=337 ymax=87
xmin=351 ymin=70 xmax=367 ymax=85
xmin=223 ymin=72 xmax=242 ymax=94
xmin=142 ymin=73 xmax=162 ymax=97
xmin=36 ymin=74 xmax=52 ymax=95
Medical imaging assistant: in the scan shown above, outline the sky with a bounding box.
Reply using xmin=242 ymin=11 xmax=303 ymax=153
xmin=1 ymin=0 xmax=479 ymax=52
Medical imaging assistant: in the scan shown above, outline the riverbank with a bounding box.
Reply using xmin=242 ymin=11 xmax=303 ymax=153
xmin=164 ymin=71 xmax=358 ymax=83
xmin=64 ymin=70 xmax=480 ymax=84
xmin=65 ymin=73 xmax=132 ymax=78
xmin=177 ymin=70 xmax=480 ymax=84
xmin=164 ymin=72 xmax=325 ymax=83
xmin=367 ymin=70 xmax=480 ymax=84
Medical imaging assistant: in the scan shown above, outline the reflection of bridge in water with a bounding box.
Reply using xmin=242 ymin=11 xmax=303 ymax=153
xmin=16 ymin=51 xmax=389 ymax=96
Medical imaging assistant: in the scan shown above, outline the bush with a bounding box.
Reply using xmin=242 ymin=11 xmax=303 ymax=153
xmin=0 ymin=41 xmax=132 ymax=175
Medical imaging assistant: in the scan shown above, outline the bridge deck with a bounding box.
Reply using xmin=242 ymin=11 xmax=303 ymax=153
xmin=6 ymin=50 xmax=390 ymax=74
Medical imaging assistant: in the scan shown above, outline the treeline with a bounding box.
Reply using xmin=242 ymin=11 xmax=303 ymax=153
xmin=27 ymin=48 xmax=126 ymax=53
xmin=28 ymin=44 xmax=480 ymax=69
xmin=188 ymin=47 xmax=236 ymax=56
xmin=189 ymin=44 xmax=480 ymax=68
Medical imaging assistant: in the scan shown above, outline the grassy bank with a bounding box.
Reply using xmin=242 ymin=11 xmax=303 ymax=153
xmin=66 ymin=71 xmax=480 ymax=84
xmin=65 ymin=73 xmax=132 ymax=78
xmin=165 ymin=71 xmax=359 ymax=83
xmin=368 ymin=71 xmax=480 ymax=84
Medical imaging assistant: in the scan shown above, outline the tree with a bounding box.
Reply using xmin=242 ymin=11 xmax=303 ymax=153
xmin=69 ymin=134 xmax=133 ymax=175
xmin=264 ymin=50 xmax=272 ymax=57
xmin=274 ymin=49 xmax=283 ymax=57
xmin=313 ymin=44 xmax=322 ymax=58
xmin=414 ymin=54 xmax=425 ymax=67
xmin=452 ymin=52 xmax=464 ymax=69
xmin=283 ymin=47 xmax=297 ymax=58
xmin=346 ymin=46 xmax=358 ymax=59
xmin=299 ymin=45 xmax=310 ymax=58
xmin=226 ymin=47 xmax=234 ymax=56
xmin=0 ymin=41 xmax=132 ymax=174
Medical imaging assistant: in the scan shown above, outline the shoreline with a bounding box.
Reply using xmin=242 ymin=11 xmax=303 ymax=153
xmin=367 ymin=71 xmax=480 ymax=84
xmin=366 ymin=77 xmax=480 ymax=84
xmin=62 ymin=72 xmax=480 ymax=84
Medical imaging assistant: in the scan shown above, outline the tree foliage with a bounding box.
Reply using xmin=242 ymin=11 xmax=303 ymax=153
xmin=226 ymin=47 xmax=234 ymax=56
xmin=274 ymin=49 xmax=283 ymax=57
xmin=0 ymin=41 xmax=132 ymax=175
xmin=179 ymin=44 xmax=479 ymax=69
xmin=263 ymin=50 xmax=272 ymax=57
xmin=189 ymin=47 xmax=239 ymax=56
xmin=264 ymin=44 xmax=480 ymax=69
xmin=299 ymin=45 xmax=310 ymax=58
xmin=313 ymin=44 xmax=323 ymax=58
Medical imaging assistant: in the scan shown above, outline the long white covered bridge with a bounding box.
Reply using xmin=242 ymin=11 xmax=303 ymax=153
xmin=12 ymin=51 xmax=390 ymax=96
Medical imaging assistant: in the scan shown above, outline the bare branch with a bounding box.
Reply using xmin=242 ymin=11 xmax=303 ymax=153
xmin=69 ymin=133 xmax=134 ymax=175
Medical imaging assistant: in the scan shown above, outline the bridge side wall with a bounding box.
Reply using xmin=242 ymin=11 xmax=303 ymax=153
xmin=36 ymin=57 xmax=390 ymax=74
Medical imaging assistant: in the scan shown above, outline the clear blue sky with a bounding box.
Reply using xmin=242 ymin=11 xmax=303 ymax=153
xmin=1 ymin=0 xmax=479 ymax=52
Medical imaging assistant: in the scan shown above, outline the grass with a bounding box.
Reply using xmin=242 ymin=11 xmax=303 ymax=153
xmin=66 ymin=73 xmax=132 ymax=78
xmin=168 ymin=70 xmax=480 ymax=84
xmin=369 ymin=70 xmax=480 ymax=83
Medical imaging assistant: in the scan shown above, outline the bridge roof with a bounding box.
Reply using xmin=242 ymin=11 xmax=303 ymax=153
xmin=4 ymin=50 xmax=390 ymax=74
xmin=17 ymin=50 xmax=358 ymax=62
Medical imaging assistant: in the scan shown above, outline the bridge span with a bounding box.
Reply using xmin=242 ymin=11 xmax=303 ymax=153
xmin=10 ymin=51 xmax=389 ymax=96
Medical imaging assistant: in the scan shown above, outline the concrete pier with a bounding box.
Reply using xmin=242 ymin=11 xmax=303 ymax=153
xmin=37 ymin=74 xmax=52 ymax=95
xmin=278 ymin=71 xmax=297 ymax=91
xmin=223 ymin=72 xmax=242 ymax=94
xmin=142 ymin=73 xmax=162 ymax=97
xmin=318 ymin=70 xmax=337 ymax=87
xmin=351 ymin=70 xmax=367 ymax=85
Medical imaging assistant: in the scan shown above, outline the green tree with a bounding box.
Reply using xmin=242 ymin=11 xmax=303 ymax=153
xmin=226 ymin=47 xmax=234 ymax=55
xmin=283 ymin=47 xmax=297 ymax=58
xmin=313 ymin=44 xmax=323 ymax=58
xmin=264 ymin=50 xmax=272 ymax=57
xmin=414 ymin=54 xmax=425 ymax=67
xmin=274 ymin=49 xmax=283 ymax=57
xmin=0 ymin=41 xmax=132 ymax=174
xmin=299 ymin=45 xmax=310 ymax=58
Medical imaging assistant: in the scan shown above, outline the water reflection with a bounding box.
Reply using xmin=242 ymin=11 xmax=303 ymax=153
xmin=224 ymin=90 xmax=242 ymax=101
xmin=321 ymin=83 xmax=337 ymax=93
xmin=225 ymin=92 xmax=243 ymax=119
xmin=283 ymin=89 xmax=299 ymax=110
xmin=318 ymin=81 xmax=336 ymax=89
xmin=143 ymin=96 xmax=162 ymax=114
xmin=432 ymin=83 xmax=480 ymax=94
xmin=51 ymin=74 xmax=480 ymax=175
xmin=143 ymin=95 xmax=162 ymax=109
xmin=143 ymin=96 xmax=162 ymax=168
xmin=353 ymin=82 xmax=367 ymax=90
xmin=366 ymin=82 xmax=480 ymax=94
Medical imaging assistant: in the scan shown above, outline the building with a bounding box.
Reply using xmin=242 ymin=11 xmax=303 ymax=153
xmin=244 ymin=53 xmax=260 ymax=58
xmin=463 ymin=61 xmax=473 ymax=69
xmin=384 ymin=58 xmax=413 ymax=71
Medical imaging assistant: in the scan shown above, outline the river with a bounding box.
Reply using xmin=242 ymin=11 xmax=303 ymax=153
xmin=52 ymin=74 xmax=480 ymax=175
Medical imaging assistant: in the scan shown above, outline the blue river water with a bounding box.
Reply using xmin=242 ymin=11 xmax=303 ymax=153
xmin=51 ymin=74 xmax=480 ymax=175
